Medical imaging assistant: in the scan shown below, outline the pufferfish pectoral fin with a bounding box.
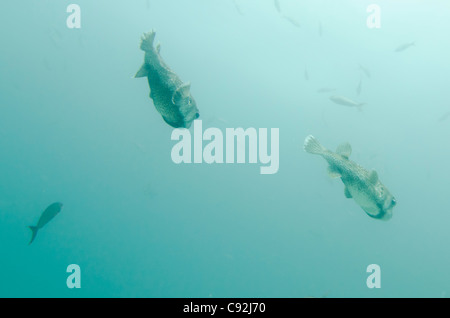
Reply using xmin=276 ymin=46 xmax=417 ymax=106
xmin=162 ymin=115 xmax=181 ymax=128
xmin=327 ymin=165 xmax=341 ymax=178
xmin=135 ymin=64 xmax=149 ymax=78
xmin=344 ymin=186 xmax=352 ymax=198
xmin=363 ymin=205 xmax=380 ymax=219
xmin=172 ymin=82 xmax=191 ymax=105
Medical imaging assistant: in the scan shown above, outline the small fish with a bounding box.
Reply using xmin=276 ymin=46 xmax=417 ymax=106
xmin=317 ymin=87 xmax=336 ymax=93
xmin=438 ymin=111 xmax=450 ymax=122
xmin=28 ymin=202 xmax=63 ymax=245
xmin=358 ymin=64 xmax=371 ymax=78
xmin=304 ymin=67 xmax=309 ymax=81
xmin=274 ymin=0 xmax=281 ymax=13
xmin=395 ymin=41 xmax=415 ymax=52
xmin=232 ymin=0 xmax=244 ymax=15
xmin=304 ymin=136 xmax=396 ymax=220
xmin=356 ymin=78 xmax=362 ymax=96
xmin=329 ymin=95 xmax=365 ymax=109
xmin=135 ymin=30 xmax=200 ymax=128
xmin=283 ymin=15 xmax=301 ymax=28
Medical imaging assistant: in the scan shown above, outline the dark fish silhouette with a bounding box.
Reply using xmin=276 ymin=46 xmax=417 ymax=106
xmin=395 ymin=41 xmax=415 ymax=52
xmin=283 ymin=15 xmax=301 ymax=28
xmin=356 ymin=78 xmax=362 ymax=96
xmin=28 ymin=202 xmax=63 ymax=245
xmin=359 ymin=64 xmax=371 ymax=78
xmin=232 ymin=0 xmax=244 ymax=15
xmin=274 ymin=0 xmax=281 ymax=13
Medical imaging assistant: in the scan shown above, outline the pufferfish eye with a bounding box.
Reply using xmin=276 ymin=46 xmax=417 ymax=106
xmin=391 ymin=198 xmax=397 ymax=207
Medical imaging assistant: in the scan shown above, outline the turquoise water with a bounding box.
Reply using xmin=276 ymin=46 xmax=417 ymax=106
xmin=1 ymin=0 xmax=450 ymax=298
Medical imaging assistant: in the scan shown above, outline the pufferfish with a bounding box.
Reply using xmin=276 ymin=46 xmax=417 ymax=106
xmin=304 ymin=135 xmax=396 ymax=220
xmin=135 ymin=30 xmax=199 ymax=128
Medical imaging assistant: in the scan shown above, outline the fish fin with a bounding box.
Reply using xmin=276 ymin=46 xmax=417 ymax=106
xmin=336 ymin=142 xmax=352 ymax=159
xmin=344 ymin=187 xmax=352 ymax=198
xmin=140 ymin=30 xmax=156 ymax=52
xmin=304 ymin=135 xmax=326 ymax=155
xmin=28 ymin=226 xmax=38 ymax=245
xmin=172 ymin=82 xmax=191 ymax=105
xmin=368 ymin=170 xmax=378 ymax=184
xmin=134 ymin=64 xmax=149 ymax=78
xmin=162 ymin=116 xmax=182 ymax=128
xmin=327 ymin=166 xmax=341 ymax=178
xmin=156 ymin=43 xmax=161 ymax=54
xmin=363 ymin=206 xmax=379 ymax=218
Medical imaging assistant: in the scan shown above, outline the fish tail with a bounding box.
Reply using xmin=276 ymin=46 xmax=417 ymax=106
xmin=140 ymin=30 xmax=156 ymax=52
xmin=28 ymin=226 xmax=38 ymax=245
xmin=304 ymin=135 xmax=326 ymax=155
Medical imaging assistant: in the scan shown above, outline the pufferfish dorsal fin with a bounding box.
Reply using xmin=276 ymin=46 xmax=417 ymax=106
xmin=336 ymin=142 xmax=352 ymax=159
xmin=172 ymin=82 xmax=191 ymax=105
xmin=368 ymin=170 xmax=378 ymax=184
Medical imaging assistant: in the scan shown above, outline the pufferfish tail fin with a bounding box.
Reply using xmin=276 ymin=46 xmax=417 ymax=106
xmin=304 ymin=135 xmax=327 ymax=155
xmin=135 ymin=30 xmax=157 ymax=78
xmin=140 ymin=30 xmax=156 ymax=52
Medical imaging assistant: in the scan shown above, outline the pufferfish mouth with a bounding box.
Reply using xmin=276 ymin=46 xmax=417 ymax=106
xmin=391 ymin=198 xmax=397 ymax=207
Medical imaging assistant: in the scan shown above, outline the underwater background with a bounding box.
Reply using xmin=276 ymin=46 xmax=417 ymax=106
xmin=1 ymin=0 xmax=450 ymax=298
